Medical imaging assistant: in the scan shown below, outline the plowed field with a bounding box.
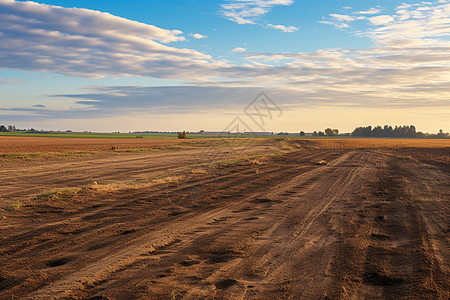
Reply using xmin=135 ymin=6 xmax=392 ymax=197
xmin=0 ymin=137 xmax=448 ymax=299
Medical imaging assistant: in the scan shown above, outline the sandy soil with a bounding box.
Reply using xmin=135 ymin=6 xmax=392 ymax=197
xmin=0 ymin=138 xmax=448 ymax=299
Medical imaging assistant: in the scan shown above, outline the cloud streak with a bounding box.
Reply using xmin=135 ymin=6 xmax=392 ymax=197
xmin=0 ymin=0 xmax=214 ymax=78
xmin=0 ymin=77 xmax=21 ymax=84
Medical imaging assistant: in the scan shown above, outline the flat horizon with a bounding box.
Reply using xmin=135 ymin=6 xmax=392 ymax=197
xmin=1 ymin=0 xmax=449 ymax=132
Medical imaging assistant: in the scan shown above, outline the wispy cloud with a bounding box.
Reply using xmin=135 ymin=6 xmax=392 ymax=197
xmin=367 ymin=15 xmax=394 ymax=26
xmin=329 ymin=14 xmax=356 ymax=22
xmin=0 ymin=77 xmax=21 ymax=84
xmin=321 ymin=0 xmax=450 ymax=45
xmin=356 ymin=7 xmax=381 ymax=15
xmin=267 ymin=24 xmax=298 ymax=32
xmin=318 ymin=20 xmax=349 ymax=29
xmin=220 ymin=0 xmax=297 ymax=32
xmin=363 ymin=1 xmax=450 ymax=46
xmin=320 ymin=12 xmax=367 ymax=29
xmin=220 ymin=0 xmax=294 ymax=24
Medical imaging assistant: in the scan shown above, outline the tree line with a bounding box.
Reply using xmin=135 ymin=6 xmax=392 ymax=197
xmin=299 ymin=128 xmax=339 ymax=136
xmin=0 ymin=125 xmax=40 ymax=132
xmin=0 ymin=125 xmax=16 ymax=132
xmin=352 ymin=125 xmax=448 ymax=138
xmin=3 ymin=123 xmax=448 ymax=138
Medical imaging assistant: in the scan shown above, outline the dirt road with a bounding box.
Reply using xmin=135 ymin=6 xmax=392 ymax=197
xmin=0 ymin=141 xmax=448 ymax=299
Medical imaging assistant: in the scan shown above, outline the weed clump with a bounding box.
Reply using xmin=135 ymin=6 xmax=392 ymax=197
xmin=37 ymin=189 xmax=76 ymax=200
xmin=0 ymin=203 xmax=21 ymax=211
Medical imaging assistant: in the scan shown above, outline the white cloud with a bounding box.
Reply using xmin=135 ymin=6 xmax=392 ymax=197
xmin=0 ymin=0 xmax=219 ymax=78
xmin=0 ymin=0 xmax=185 ymax=43
xmin=267 ymin=24 xmax=299 ymax=32
xmin=232 ymin=47 xmax=247 ymax=52
xmin=321 ymin=13 xmax=360 ymax=29
xmin=363 ymin=1 xmax=450 ymax=45
xmin=221 ymin=0 xmax=294 ymax=24
xmin=319 ymin=20 xmax=350 ymax=29
xmin=357 ymin=7 xmax=381 ymax=15
xmin=329 ymin=14 xmax=356 ymax=22
xmin=190 ymin=33 xmax=207 ymax=39
xmin=368 ymin=15 xmax=394 ymax=26
xmin=322 ymin=1 xmax=450 ymax=47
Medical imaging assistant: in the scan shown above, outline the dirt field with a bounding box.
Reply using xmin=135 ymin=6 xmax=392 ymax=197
xmin=0 ymin=137 xmax=449 ymax=299
xmin=0 ymin=137 xmax=189 ymax=154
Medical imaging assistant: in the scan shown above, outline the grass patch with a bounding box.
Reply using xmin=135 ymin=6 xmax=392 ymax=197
xmin=210 ymin=154 xmax=267 ymax=168
xmin=112 ymin=139 xmax=264 ymax=153
xmin=36 ymin=189 xmax=76 ymax=200
xmin=0 ymin=203 xmax=21 ymax=211
xmin=208 ymin=139 xmax=305 ymax=168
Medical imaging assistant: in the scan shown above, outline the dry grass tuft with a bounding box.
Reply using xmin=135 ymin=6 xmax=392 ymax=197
xmin=0 ymin=203 xmax=21 ymax=211
xmin=36 ymin=189 xmax=77 ymax=200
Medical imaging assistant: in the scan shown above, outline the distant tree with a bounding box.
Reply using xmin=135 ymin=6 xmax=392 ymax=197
xmin=416 ymin=131 xmax=426 ymax=138
xmin=372 ymin=126 xmax=383 ymax=137
xmin=312 ymin=131 xmax=318 ymax=136
xmin=0 ymin=125 xmax=7 ymax=132
xmin=318 ymin=131 xmax=325 ymax=136
xmin=299 ymin=131 xmax=305 ymax=136
xmin=383 ymin=125 xmax=393 ymax=137
xmin=437 ymin=129 xmax=446 ymax=138
xmin=178 ymin=130 xmax=187 ymax=139
xmin=407 ymin=125 xmax=416 ymax=138
xmin=325 ymin=128 xmax=333 ymax=136
xmin=353 ymin=126 xmax=372 ymax=137
xmin=332 ymin=129 xmax=339 ymax=135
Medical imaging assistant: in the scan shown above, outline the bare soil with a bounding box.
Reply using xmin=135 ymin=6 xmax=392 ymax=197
xmin=0 ymin=138 xmax=448 ymax=299
xmin=0 ymin=137 xmax=186 ymax=154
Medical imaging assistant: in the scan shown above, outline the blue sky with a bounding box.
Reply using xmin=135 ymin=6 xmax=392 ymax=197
xmin=0 ymin=0 xmax=449 ymax=132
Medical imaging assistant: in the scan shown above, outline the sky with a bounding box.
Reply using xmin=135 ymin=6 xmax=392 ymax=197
xmin=0 ymin=0 xmax=449 ymax=133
